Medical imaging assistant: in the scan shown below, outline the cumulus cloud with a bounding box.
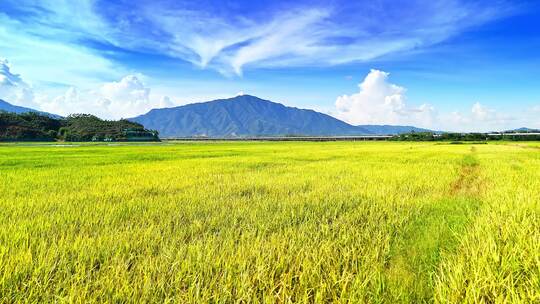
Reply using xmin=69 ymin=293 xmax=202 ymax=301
xmin=0 ymin=59 xmax=35 ymax=106
xmin=53 ymin=87 xmax=81 ymax=106
xmin=469 ymin=102 xmax=516 ymax=127
xmin=99 ymin=75 xmax=150 ymax=107
xmin=435 ymin=103 xmax=526 ymax=132
xmin=39 ymin=87 xmax=91 ymax=117
xmin=471 ymin=102 xmax=494 ymax=121
xmin=41 ymin=87 xmax=101 ymax=117
xmin=158 ymin=96 xmax=174 ymax=108
xmin=36 ymin=75 xmax=176 ymax=119
xmin=439 ymin=102 xmax=540 ymax=132
xmin=46 ymin=76 xmax=151 ymax=118
xmin=0 ymin=59 xmax=176 ymax=118
xmin=334 ymin=69 xmax=436 ymax=127
xmin=332 ymin=70 xmax=533 ymax=132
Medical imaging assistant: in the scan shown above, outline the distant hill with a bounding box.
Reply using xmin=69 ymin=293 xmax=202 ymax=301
xmin=506 ymin=127 xmax=539 ymax=133
xmin=358 ymin=125 xmax=433 ymax=135
xmin=131 ymin=95 xmax=432 ymax=137
xmin=0 ymin=112 xmax=159 ymax=142
xmin=0 ymin=99 xmax=61 ymax=118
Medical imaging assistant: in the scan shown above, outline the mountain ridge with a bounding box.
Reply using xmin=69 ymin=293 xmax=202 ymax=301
xmin=131 ymin=95 xmax=433 ymax=137
xmin=0 ymin=99 xmax=61 ymax=118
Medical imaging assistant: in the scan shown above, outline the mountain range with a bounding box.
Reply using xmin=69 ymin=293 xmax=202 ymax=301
xmin=1 ymin=96 xmax=434 ymax=136
xmin=130 ymin=95 xmax=431 ymax=137
xmin=508 ymin=127 xmax=539 ymax=133
xmin=0 ymin=99 xmax=61 ymax=118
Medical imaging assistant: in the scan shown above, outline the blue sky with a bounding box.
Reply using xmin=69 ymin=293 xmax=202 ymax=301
xmin=0 ymin=0 xmax=539 ymax=131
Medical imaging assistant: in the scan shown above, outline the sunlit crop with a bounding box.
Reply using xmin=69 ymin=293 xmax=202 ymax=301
xmin=0 ymin=141 xmax=538 ymax=303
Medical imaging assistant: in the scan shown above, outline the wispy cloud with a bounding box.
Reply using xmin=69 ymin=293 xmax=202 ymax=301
xmin=127 ymin=1 xmax=514 ymax=75
xmin=0 ymin=0 xmax=517 ymax=77
xmin=0 ymin=5 xmax=120 ymax=88
xmin=0 ymin=0 xmax=532 ymax=128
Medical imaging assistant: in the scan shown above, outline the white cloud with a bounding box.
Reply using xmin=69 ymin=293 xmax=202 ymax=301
xmin=72 ymin=1 xmax=513 ymax=76
xmin=437 ymin=104 xmax=526 ymax=132
xmin=37 ymin=75 xmax=175 ymax=119
xmin=44 ymin=87 xmax=85 ymax=114
xmin=332 ymin=70 xmax=536 ymax=132
xmin=0 ymin=58 xmax=35 ymax=106
xmin=43 ymin=86 xmax=111 ymax=117
xmin=188 ymin=3 xmax=508 ymax=75
xmin=0 ymin=10 xmax=120 ymax=88
xmin=469 ymin=102 xmax=516 ymax=128
xmin=99 ymin=75 xmax=150 ymax=107
xmin=228 ymin=8 xmax=331 ymax=75
xmin=54 ymin=87 xmax=80 ymax=104
xmin=0 ymin=0 xmax=519 ymax=80
xmin=158 ymin=96 xmax=174 ymax=108
xmin=334 ymin=69 xmax=436 ymax=127
xmin=471 ymin=102 xmax=493 ymax=121
xmin=0 ymin=59 xmax=178 ymax=118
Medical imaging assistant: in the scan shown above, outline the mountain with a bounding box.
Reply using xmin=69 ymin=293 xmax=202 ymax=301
xmin=358 ymin=125 xmax=433 ymax=135
xmin=506 ymin=127 xmax=539 ymax=133
xmin=0 ymin=112 xmax=158 ymax=142
xmin=0 ymin=99 xmax=61 ymax=118
xmin=131 ymin=95 xmax=432 ymax=137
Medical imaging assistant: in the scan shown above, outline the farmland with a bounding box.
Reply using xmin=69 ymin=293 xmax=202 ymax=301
xmin=0 ymin=141 xmax=538 ymax=303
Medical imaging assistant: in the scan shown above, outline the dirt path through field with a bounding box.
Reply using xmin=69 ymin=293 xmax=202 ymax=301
xmin=450 ymin=147 xmax=485 ymax=197
xmin=383 ymin=147 xmax=484 ymax=302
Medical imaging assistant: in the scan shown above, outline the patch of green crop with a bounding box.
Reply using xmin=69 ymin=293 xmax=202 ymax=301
xmin=0 ymin=141 xmax=538 ymax=303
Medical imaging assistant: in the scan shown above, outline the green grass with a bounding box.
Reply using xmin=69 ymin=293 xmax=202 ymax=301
xmin=0 ymin=141 xmax=538 ymax=303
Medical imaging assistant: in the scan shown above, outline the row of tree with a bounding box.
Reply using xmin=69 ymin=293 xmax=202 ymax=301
xmin=392 ymin=132 xmax=540 ymax=141
xmin=0 ymin=112 xmax=159 ymax=142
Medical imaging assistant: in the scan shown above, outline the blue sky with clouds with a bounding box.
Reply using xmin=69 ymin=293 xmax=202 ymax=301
xmin=0 ymin=0 xmax=539 ymax=131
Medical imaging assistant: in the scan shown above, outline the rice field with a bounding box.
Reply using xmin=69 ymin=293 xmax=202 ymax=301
xmin=0 ymin=141 xmax=538 ymax=303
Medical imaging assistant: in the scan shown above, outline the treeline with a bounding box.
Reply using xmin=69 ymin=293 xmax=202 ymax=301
xmin=0 ymin=112 xmax=159 ymax=142
xmin=393 ymin=132 xmax=540 ymax=141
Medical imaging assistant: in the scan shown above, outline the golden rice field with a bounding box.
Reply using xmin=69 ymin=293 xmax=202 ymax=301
xmin=0 ymin=141 xmax=539 ymax=303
